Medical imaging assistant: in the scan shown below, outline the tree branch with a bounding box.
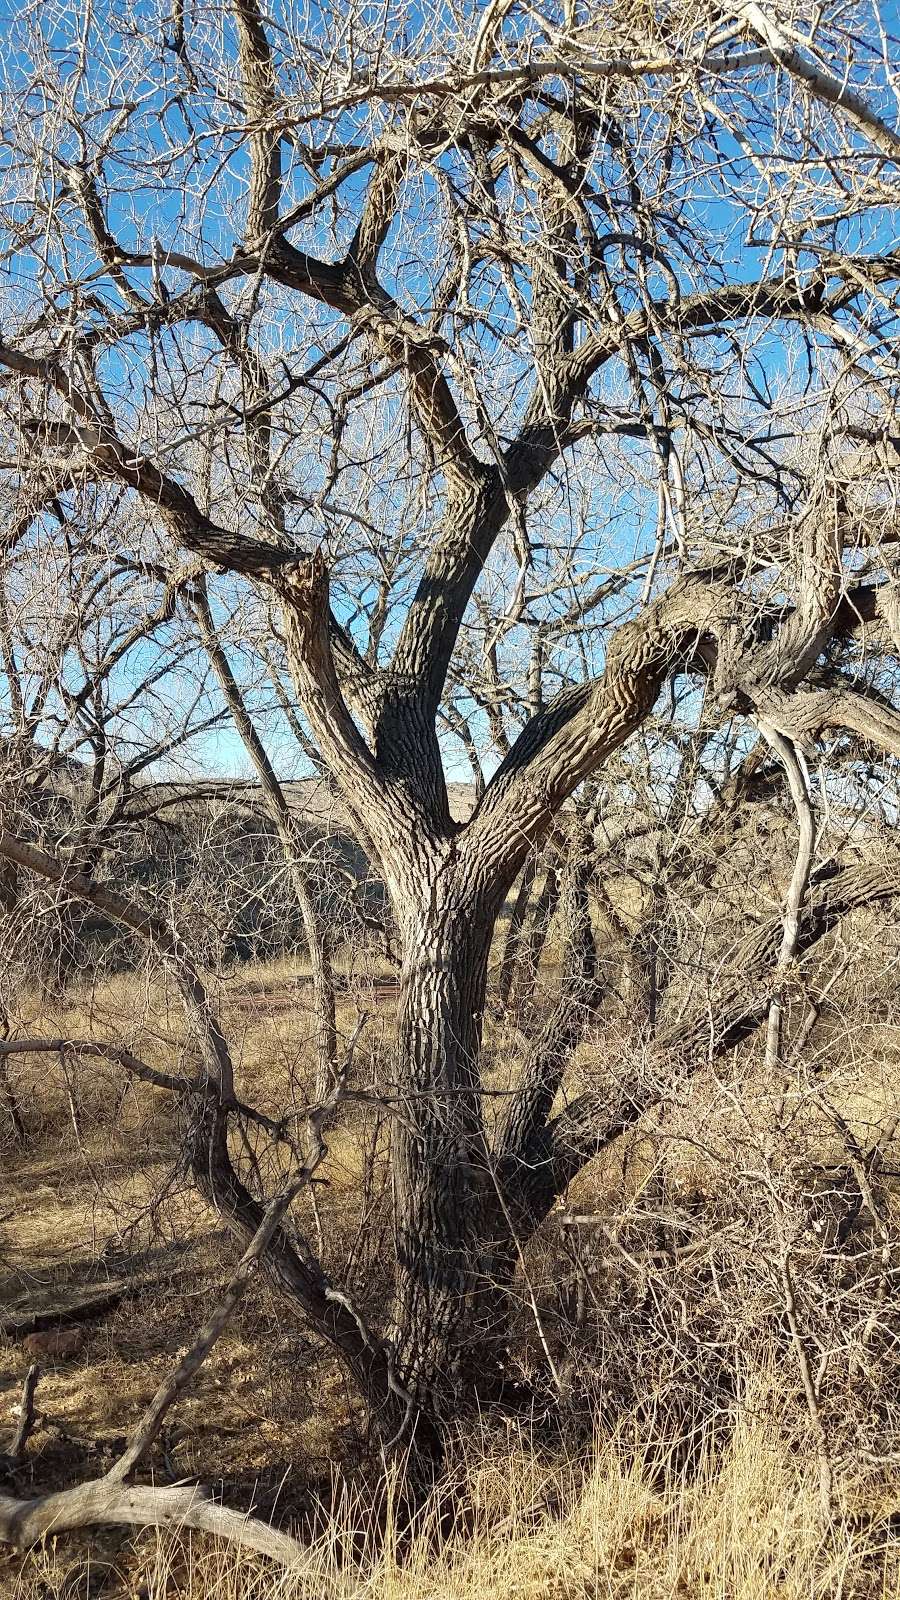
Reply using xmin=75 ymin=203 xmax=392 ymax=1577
xmin=740 ymin=2 xmax=900 ymax=159
xmin=0 ymin=830 xmax=234 ymax=1098
xmin=0 ymin=1477 xmax=310 ymax=1566
xmin=0 ymin=829 xmax=407 ymax=1433
xmin=757 ymin=729 xmax=815 ymax=1069
xmin=463 ymin=574 xmax=738 ymax=884
xmin=511 ymin=856 xmax=900 ymax=1235
xmin=109 ymin=1058 xmax=348 ymax=1484
xmin=0 ymin=1038 xmax=189 ymax=1096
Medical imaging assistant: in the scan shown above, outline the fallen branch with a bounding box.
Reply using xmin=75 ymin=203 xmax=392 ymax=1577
xmin=1 ymin=1277 xmax=157 ymax=1339
xmin=0 ymin=1477 xmax=310 ymax=1566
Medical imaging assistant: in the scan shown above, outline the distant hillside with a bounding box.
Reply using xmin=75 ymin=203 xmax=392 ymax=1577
xmin=124 ymin=777 xmax=479 ymax=832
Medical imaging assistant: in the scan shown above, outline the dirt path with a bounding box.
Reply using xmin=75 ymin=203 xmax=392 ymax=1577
xmin=228 ymin=974 xmax=400 ymax=1016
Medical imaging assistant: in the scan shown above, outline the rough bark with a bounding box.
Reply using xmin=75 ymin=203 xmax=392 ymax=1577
xmin=389 ymin=863 xmax=497 ymax=1407
xmin=2 ymin=0 xmax=900 ymax=1501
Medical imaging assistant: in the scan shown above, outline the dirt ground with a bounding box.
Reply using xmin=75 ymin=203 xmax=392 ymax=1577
xmin=0 ymin=970 xmax=385 ymax=1595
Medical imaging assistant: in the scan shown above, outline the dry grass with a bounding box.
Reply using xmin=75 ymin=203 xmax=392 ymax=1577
xmin=7 ymin=1411 xmax=900 ymax=1599
xmin=4 ymin=942 xmax=900 ymax=1600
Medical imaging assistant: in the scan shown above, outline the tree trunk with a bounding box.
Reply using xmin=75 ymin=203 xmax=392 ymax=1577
xmin=387 ymin=846 xmax=608 ymax=1415
xmin=497 ymin=852 xmax=538 ymax=1008
xmin=389 ymin=865 xmax=497 ymax=1412
xmin=512 ymin=860 xmax=561 ymax=1008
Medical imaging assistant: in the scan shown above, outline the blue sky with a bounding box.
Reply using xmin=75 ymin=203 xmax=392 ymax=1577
xmin=2 ymin=0 xmax=900 ymax=782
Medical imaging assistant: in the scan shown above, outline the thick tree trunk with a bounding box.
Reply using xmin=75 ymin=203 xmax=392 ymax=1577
xmin=387 ymin=847 xmax=608 ymax=1415
xmin=389 ymin=864 xmax=496 ymax=1412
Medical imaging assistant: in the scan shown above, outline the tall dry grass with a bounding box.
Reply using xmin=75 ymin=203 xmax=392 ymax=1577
xmin=9 ymin=1404 xmax=900 ymax=1600
xmin=5 ymin=910 xmax=900 ymax=1599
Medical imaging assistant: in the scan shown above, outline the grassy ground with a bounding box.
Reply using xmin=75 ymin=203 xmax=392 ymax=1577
xmin=7 ymin=1416 xmax=900 ymax=1598
xmin=3 ymin=951 xmax=900 ymax=1597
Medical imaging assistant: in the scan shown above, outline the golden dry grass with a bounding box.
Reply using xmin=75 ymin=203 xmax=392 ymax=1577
xmin=8 ymin=1411 xmax=900 ymax=1599
xmin=5 ymin=946 xmax=900 ymax=1599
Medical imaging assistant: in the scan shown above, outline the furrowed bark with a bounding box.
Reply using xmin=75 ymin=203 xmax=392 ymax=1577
xmin=4 ymin=0 xmax=900 ymax=1488
xmin=389 ymin=863 xmax=497 ymax=1407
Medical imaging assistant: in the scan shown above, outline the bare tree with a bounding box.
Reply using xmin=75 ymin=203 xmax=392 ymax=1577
xmin=2 ymin=0 xmax=900 ymax=1493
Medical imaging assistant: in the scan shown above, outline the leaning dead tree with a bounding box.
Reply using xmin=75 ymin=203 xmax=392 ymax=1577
xmin=3 ymin=0 xmax=900 ymax=1533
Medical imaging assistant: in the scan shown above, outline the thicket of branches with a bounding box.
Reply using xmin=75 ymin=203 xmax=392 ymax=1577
xmin=2 ymin=0 xmax=900 ymax=1564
